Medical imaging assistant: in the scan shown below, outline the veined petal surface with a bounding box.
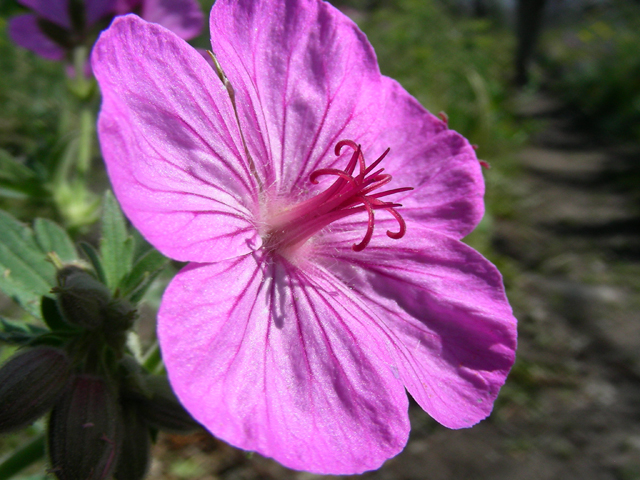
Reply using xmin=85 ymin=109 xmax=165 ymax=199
xmin=209 ymin=0 xmax=483 ymax=239
xmin=209 ymin=0 xmax=384 ymax=195
xmin=315 ymin=224 xmax=517 ymax=428
xmin=365 ymin=77 xmax=485 ymax=239
xmin=158 ymin=254 xmax=410 ymax=474
xmin=9 ymin=14 xmax=66 ymax=60
xmin=93 ymin=16 xmax=261 ymax=262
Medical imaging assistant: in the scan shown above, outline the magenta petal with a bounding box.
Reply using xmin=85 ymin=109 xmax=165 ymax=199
xmin=369 ymin=77 xmax=485 ymax=238
xmin=9 ymin=14 xmax=66 ymax=60
xmin=93 ymin=15 xmax=260 ymax=262
xmin=141 ymin=0 xmax=204 ymax=40
xmin=209 ymin=0 xmax=384 ymax=194
xmin=18 ymin=0 xmax=71 ymax=28
xmin=158 ymin=254 xmax=410 ymax=474
xmin=316 ymin=225 xmax=517 ymax=429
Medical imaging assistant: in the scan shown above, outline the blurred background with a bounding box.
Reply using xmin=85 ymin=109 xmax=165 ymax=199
xmin=1 ymin=0 xmax=639 ymax=478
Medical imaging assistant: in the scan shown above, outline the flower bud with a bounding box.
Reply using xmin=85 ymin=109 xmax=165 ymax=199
xmin=54 ymin=266 xmax=112 ymax=330
xmin=48 ymin=375 xmax=123 ymax=480
xmin=105 ymin=298 xmax=137 ymax=332
xmin=134 ymin=376 xmax=200 ymax=433
xmin=113 ymin=401 xmax=151 ymax=480
xmin=0 ymin=346 xmax=71 ymax=433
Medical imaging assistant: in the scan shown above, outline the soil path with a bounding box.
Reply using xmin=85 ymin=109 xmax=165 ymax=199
xmin=150 ymin=95 xmax=640 ymax=480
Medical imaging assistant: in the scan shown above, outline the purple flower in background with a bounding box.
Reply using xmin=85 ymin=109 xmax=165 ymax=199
xmin=113 ymin=0 xmax=204 ymax=40
xmin=9 ymin=0 xmax=203 ymax=62
xmin=92 ymin=0 xmax=517 ymax=474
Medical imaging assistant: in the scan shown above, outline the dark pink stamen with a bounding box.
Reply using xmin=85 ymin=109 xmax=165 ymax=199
xmin=266 ymin=140 xmax=413 ymax=252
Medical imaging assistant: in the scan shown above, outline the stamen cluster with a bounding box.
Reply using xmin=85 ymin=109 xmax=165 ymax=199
xmin=266 ymin=140 xmax=413 ymax=253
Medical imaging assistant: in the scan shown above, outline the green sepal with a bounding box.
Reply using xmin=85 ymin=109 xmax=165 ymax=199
xmin=54 ymin=266 xmax=112 ymax=331
xmin=41 ymin=296 xmax=79 ymax=333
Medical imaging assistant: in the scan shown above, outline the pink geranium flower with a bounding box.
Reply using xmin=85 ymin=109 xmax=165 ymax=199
xmin=9 ymin=0 xmax=203 ymax=62
xmin=92 ymin=0 xmax=517 ymax=474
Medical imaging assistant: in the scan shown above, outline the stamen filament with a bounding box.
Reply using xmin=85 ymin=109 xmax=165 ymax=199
xmin=265 ymin=140 xmax=413 ymax=253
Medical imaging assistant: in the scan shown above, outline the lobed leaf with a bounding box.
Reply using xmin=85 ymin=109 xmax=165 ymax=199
xmin=78 ymin=241 xmax=107 ymax=285
xmin=0 ymin=211 xmax=56 ymax=317
xmin=118 ymin=249 xmax=168 ymax=301
xmin=0 ymin=317 xmax=48 ymax=345
xmin=34 ymin=218 xmax=78 ymax=264
xmin=100 ymin=191 xmax=133 ymax=292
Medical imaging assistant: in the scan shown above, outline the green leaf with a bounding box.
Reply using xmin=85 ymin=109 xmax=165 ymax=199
xmin=78 ymin=241 xmax=107 ymax=285
xmin=0 ymin=211 xmax=56 ymax=317
xmin=1 ymin=317 xmax=30 ymax=334
xmin=99 ymin=191 xmax=133 ymax=291
xmin=0 ymin=149 xmax=37 ymax=182
xmin=34 ymin=218 xmax=77 ymax=263
xmin=118 ymin=249 xmax=168 ymax=300
xmin=0 ymin=330 xmax=32 ymax=345
xmin=0 ymin=317 xmax=48 ymax=345
xmin=0 ymin=185 xmax=31 ymax=200
xmin=0 ymin=434 xmax=46 ymax=480
xmin=0 ymin=318 xmax=48 ymax=335
xmin=128 ymin=268 xmax=165 ymax=304
xmin=0 ymin=150 xmax=46 ymax=200
xmin=131 ymin=228 xmax=153 ymax=263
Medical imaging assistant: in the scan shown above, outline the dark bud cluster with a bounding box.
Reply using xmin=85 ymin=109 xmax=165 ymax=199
xmin=0 ymin=346 xmax=71 ymax=432
xmin=48 ymin=375 xmax=122 ymax=480
xmin=0 ymin=265 xmax=200 ymax=480
xmin=114 ymin=359 xmax=201 ymax=480
xmin=53 ymin=266 xmax=137 ymax=352
xmin=54 ymin=266 xmax=115 ymax=330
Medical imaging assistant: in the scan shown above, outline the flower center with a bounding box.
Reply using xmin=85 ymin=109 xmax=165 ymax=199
xmin=264 ymin=140 xmax=413 ymax=254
